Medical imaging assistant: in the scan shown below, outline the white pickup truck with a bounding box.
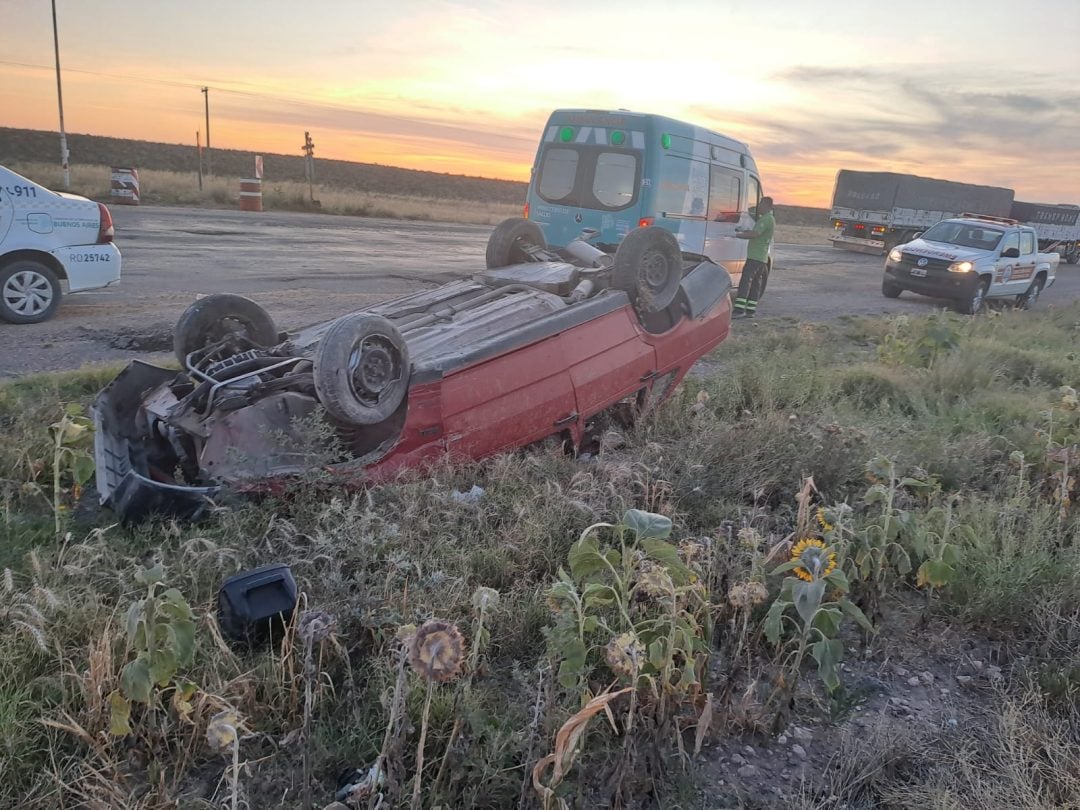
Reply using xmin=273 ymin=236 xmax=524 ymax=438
xmin=0 ymin=165 xmax=121 ymax=324
xmin=881 ymin=214 xmax=1058 ymax=314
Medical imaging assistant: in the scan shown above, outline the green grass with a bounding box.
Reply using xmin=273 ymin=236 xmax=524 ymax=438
xmin=0 ymin=305 xmax=1078 ymax=807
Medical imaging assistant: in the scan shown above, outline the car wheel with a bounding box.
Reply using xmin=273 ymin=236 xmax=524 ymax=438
xmin=0 ymin=260 xmax=62 ymax=324
xmin=313 ymin=313 xmax=410 ymax=425
xmin=956 ymin=278 xmax=989 ymax=315
xmin=173 ymin=294 xmax=279 ymax=365
xmin=1016 ymin=276 xmax=1045 ymax=310
xmin=612 ymin=227 xmax=683 ymax=314
xmin=882 ymin=278 xmax=903 ymax=299
xmin=486 ymin=218 xmax=546 ymax=269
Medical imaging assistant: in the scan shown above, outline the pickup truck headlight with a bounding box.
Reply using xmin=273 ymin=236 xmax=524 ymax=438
xmin=888 ymin=248 xmax=903 ymax=262
xmin=948 ymin=261 xmax=973 ymax=273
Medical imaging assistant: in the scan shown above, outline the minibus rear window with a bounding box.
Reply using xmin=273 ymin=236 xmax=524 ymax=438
xmin=537 ymin=148 xmax=578 ymax=203
xmin=535 ymin=146 xmax=640 ymax=211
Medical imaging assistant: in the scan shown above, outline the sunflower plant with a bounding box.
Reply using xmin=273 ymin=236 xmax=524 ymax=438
xmin=544 ymin=509 xmax=711 ymax=712
xmin=765 ymin=533 xmax=873 ymax=705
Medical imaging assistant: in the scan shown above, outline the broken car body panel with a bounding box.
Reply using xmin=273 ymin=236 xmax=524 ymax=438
xmin=94 ymin=227 xmax=733 ymax=522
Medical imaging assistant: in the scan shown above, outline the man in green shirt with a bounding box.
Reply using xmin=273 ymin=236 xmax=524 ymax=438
xmin=733 ymin=196 xmax=775 ymax=317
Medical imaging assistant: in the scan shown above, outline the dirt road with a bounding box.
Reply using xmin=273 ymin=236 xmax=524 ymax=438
xmin=2 ymin=205 xmax=1078 ymax=378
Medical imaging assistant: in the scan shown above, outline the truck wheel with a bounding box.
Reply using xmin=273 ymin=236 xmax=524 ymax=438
xmin=174 ymin=294 xmax=279 ymax=365
xmin=313 ymin=313 xmax=410 ymax=425
xmin=0 ymin=260 xmax=62 ymax=324
xmin=956 ymin=278 xmax=990 ymax=315
xmin=881 ymin=278 xmax=903 ymax=298
xmin=1016 ymin=276 xmax=1045 ymax=310
xmin=486 ymin=218 xmax=546 ymax=268
xmin=612 ymin=226 xmax=683 ymax=314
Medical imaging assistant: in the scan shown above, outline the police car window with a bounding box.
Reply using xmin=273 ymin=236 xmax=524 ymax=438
xmin=708 ymin=165 xmax=741 ymax=222
xmin=1020 ymin=231 xmax=1035 ymax=255
xmin=1000 ymin=232 xmax=1019 ymax=254
xmin=592 ymin=152 xmax=638 ymax=209
xmin=537 ymin=148 xmax=578 ymax=203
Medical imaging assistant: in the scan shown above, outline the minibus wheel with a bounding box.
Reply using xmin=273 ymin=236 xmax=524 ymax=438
xmin=486 ymin=218 xmax=547 ymax=268
xmin=612 ymin=227 xmax=682 ymax=314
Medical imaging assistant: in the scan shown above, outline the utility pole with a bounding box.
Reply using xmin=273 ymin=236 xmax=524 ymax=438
xmin=302 ymin=131 xmax=315 ymax=201
xmin=201 ymin=87 xmax=211 ymax=175
xmin=51 ymin=0 xmax=69 ymax=189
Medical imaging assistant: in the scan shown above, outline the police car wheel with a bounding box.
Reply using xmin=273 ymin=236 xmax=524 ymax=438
xmin=613 ymin=227 xmax=683 ymax=314
xmin=956 ymin=279 xmax=989 ymax=315
xmin=1016 ymin=277 xmax=1044 ymax=310
xmin=882 ymin=278 xmax=903 ymax=299
xmin=0 ymin=260 xmax=62 ymax=324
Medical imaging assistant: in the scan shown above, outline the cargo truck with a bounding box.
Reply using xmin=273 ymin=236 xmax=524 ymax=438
xmin=1008 ymin=201 xmax=1080 ymax=265
xmin=829 ymin=170 xmax=1014 ymax=254
xmin=829 ymin=171 xmax=1080 ymax=264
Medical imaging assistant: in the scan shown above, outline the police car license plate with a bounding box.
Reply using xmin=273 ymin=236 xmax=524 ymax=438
xmin=909 ymin=266 xmax=927 ymax=277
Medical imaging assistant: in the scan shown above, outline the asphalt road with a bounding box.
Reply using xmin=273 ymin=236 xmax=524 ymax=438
xmin=2 ymin=205 xmax=1078 ymax=378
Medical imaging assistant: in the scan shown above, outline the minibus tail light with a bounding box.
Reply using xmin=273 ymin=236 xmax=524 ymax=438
xmin=638 ymin=217 xmax=654 ymax=228
xmin=523 ymin=203 xmax=529 ymax=219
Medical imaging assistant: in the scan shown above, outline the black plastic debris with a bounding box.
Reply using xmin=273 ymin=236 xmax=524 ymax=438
xmin=217 ymin=563 xmax=298 ymax=643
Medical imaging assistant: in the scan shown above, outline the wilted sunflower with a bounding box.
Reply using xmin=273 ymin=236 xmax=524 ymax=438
xmin=728 ymin=580 xmax=769 ymax=609
xmin=408 ymin=620 xmax=465 ymax=683
xmin=635 ymin=562 xmax=674 ymax=599
xmin=605 ymin=632 xmax=645 ymax=678
xmin=790 ymin=538 xmax=837 ymax=582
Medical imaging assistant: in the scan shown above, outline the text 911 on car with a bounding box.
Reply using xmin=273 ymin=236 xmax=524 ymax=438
xmin=93 ymin=219 xmax=733 ymax=522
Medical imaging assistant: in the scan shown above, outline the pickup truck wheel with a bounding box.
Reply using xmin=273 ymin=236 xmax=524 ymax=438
xmin=486 ymin=218 xmax=546 ymax=268
xmin=313 ymin=313 xmax=410 ymax=425
xmin=956 ymin=278 xmax=989 ymax=315
xmin=612 ymin=227 xmax=683 ymax=314
xmin=1016 ymin=277 xmax=1045 ymax=310
xmin=882 ymin=278 xmax=903 ymax=299
xmin=174 ymin=294 xmax=278 ymax=365
xmin=0 ymin=260 xmax=61 ymax=324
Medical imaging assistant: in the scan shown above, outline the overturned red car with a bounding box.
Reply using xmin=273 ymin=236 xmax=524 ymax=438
xmin=94 ymin=219 xmax=733 ymax=521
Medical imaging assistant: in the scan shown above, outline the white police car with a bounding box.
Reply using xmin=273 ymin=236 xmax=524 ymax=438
xmin=0 ymin=165 xmax=121 ymax=324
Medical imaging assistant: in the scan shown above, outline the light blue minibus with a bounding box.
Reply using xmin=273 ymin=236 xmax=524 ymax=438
xmin=524 ymin=109 xmax=769 ymax=285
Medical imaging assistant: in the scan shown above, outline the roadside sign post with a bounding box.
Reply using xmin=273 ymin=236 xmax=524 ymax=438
xmin=302 ymin=132 xmax=315 ymax=202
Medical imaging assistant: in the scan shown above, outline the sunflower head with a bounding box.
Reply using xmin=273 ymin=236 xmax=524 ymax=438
xmin=727 ymin=580 xmax=769 ymax=609
xmin=790 ymin=538 xmax=837 ymax=582
xmin=815 ymin=507 xmax=835 ymax=534
xmin=605 ymin=632 xmax=645 ymax=678
xmin=408 ymin=620 xmax=464 ymax=683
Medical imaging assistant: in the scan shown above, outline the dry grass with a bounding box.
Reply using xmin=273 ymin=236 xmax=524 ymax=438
xmin=0 ymin=304 xmax=1077 ymax=807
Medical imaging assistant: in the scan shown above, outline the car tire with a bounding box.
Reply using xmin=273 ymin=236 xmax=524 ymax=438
xmin=882 ymin=278 xmax=903 ymax=299
xmin=0 ymin=260 xmax=62 ymax=324
xmin=486 ymin=217 xmax=546 ymax=269
xmin=173 ymin=293 xmax=279 ymax=365
xmin=1016 ymin=276 xmax=1045 ymax=310
xmin=956 ymin=278 xmax=990 ymax=315
xmin=313 ymin=313 xmax=410 ymax=425
xmin=612 ymin=226 xmax=683 ymax=314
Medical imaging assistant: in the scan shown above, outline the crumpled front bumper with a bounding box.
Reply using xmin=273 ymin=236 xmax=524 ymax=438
xmin=93 ymin=361 xmax=219 ymax=522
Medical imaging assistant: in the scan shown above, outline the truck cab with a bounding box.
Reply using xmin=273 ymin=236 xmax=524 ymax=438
xmin=882 ymin=214 xmax=1058 ymax=313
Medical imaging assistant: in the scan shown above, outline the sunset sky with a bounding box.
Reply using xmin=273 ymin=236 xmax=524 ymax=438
xmin=2 ymin=0 xmax=1078 ymax=206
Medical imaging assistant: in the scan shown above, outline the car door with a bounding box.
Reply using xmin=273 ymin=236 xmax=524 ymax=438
xmin=994 ymin=230 xmax=1026 ymax=294
xmin=0 ymin=184 xmax=13 ymax=245
xmin=1012 ymin=230 xmax=1038 ymax=290
xmin=438 ymin=335 xmax=578 ymax=458
xmin=703 ymin=165 xmax=748 ymax=277
xmin=564 ymin=305 xmax=657 ymax=424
